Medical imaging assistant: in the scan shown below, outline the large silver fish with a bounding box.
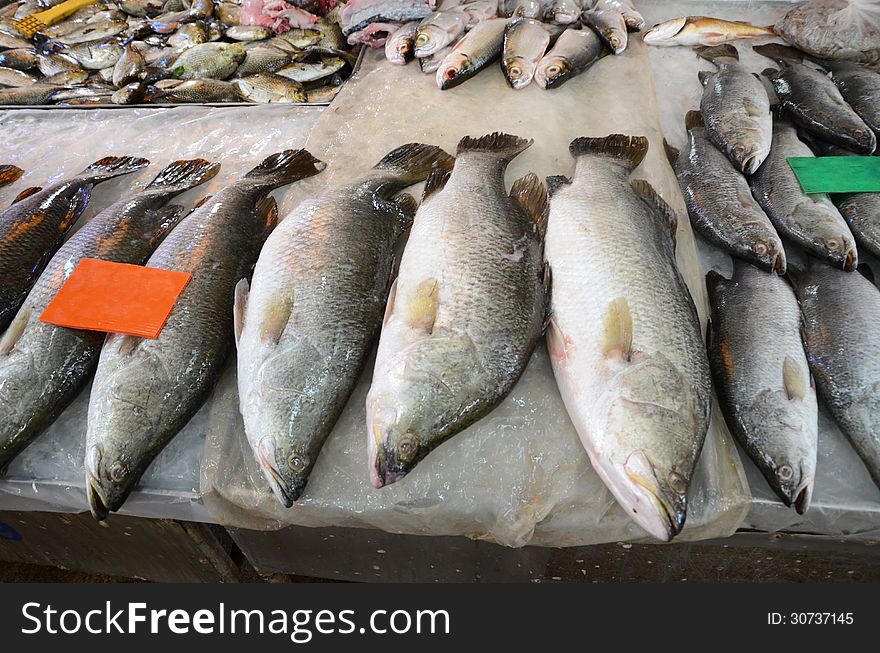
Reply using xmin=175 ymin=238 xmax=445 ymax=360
xmin=749 ymin=122 xmax=857 ymax=271
xmin=384 ymin=20 xmax=419 ymax=64
xmin=792 ymin=262 xmax=880 ymax=490
xmin=84 ymin=150 xmax=325 ymax=520
xmin=0 ymin=156 xmax=149 ymax=333
xmin=706 ymin=260 xmax=817 ymax=513
xmin=501 ymin=15 xmax=549 ymax=90
xmin=835 ymin=193 xmax=880 ymax=260
xmin=414 ymin=9 xmax=468 ymax=58
xmin=666 ymin=110 xmax=784 ymax=273
xmin=543 ymin=135 xmax=710 ymax=541
xmin=824 ymin=59 xmax=880 ymax=137
xmin=237 ymin=143 xmax=454 ymax=505
xmin=367 ymin=133 xmax=547 ymax=487
xmin=534 ymin=26 xmax=603 ymax=89
xmin=0 ymin=159 xmax=219 ymax=471
xmin=695 ymin=44 xmax=773 ymax=175
xmin=582 ymin=0 xmax=628 ymax=55
xmin=435 ymin=17 xmax=507 ymax=89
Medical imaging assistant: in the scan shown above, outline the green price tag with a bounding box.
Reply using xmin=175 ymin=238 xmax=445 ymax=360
xmin=787 ymin=156 xmax=880 ymax=194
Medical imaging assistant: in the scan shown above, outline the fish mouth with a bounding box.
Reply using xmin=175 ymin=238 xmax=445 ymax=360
xmin=742 ymin=152 xmax=764 ymax=175
xmin=794 ymin=484 xmax=812 ymax=515
xmin=86 ymin=470 xmax=110 ymax=522
xmin=256 ymin=438 xmax=298 ymax=508
xmin=843 ymin=247 xmax=857 ymax=271
xmin=372 ymin=454 xmax=408 ymax=489
xmin=643 ymin=17 xmax=686 ymax=44
xmin=622 ymin=452 xmax=687 ymax=541
xmin=772 ymin=251 xmax=786 ymax=274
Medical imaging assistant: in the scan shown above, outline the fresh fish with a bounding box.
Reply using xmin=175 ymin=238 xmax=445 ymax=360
xmin=225 ymin=25 xmax=273 ymax=41
xmin=667 ymin=111 xmax=784 ymax=273
xmin=835 ymin=193 xmax=880 ymax=260
xmin=85 ymin=150 xmax=325 ymax=520
xmin=792 ymin=262 xmax=880 ymax=489
xmin=500 ymin=0 xmax=540 ymax=19
xmin=312 ymin=17 xmax=348 ymax=51
xmin=535 ymin=26 xmax=602 ymax=89
xmin=111 ymin=81 xmax=149 ymax=103
xmin=696 ymin=44 xmax=772 ymax=175
xmin=48 ymin=86 xmax=114 ymax=104
xmin=755 ymin=43 xmax=877 ymax=155
xmin=0 ymin=32 xmax=31 ymax=50
xmin=436 ymin=17 xmax=507 ymax=90
xmin=154 ymin=77 xmax=242 ymax=102
xmin=216 ymin=3 xmax=240 ymax=25
xmin=543 ymin=135 xmax=711 ymax=541
xmin=139 ymin=44 xmax=185 ymax=68
xmin=796 ymin=127 xmax=859 ymax=157
xmin=0 ymin=160 xmax=219 ymax=471
xmin=418 ymin=44 xmax=450 ymax=73
xmin=233 ymin=46 xmax=291 ymax=77
xmin=0 ymin=66 xmax=37 ymax=87
xmin=582 ymin=0 xmax=628 ymax=54
xmin=112 ymin=42 xmax=146 ymax=87
xmin=414 ymin=10 xmax=468 ymax=58
xmin=0 ymin=156 xmax=149 ymax=333
xmin=170 ymin=41 xmax=246 ymax=79
xmin=37 ymin=52 xmax=83 ymax=76
xmin=824 ymin=60 xmax=880 ymax=137
xmin=613 ymin=0 xmax=644 ymax=31
xmin=272 ymin=28 xmax=323 ymax=50
xmin=458 ymin=0 xmax=496 ymax=29
xmin=385 ymin=20 xmax=418 ymax=64
xmin=0 ymin=48 xmax=38 ymax=71
xmin=340 ymin=0 xmax=434 ymax=37
xmin=276 ymin=57 xmax=345 ymax=83
xmin=54 ymin=39 xmax=125 ymax=70
xmin=233 ymin=72 xmax=307 ymax=102
xmin=41 ymin=68 xmax=90 ymax=85
xmin=47 ymin=20 xmax=128 ymax=45
xmin=0 ymin=84 xmax=60 ymax=105
xmin=706 ymin=261 xmax=817 ymax=512
xmin=750 ymin=122 xmax=857 ymax=270
xmin=0 ymin=164 xmax=23 ymax=187
xmin=367 ymin=132 xmax=547 ymax=487
xmin=306 ymin=84 xmax=341 ymax=103
xmin=237 ymin=143 xmax=453 ymax=505
xmin=166 ymin=22 xmax=208 ymax=47
xmin=542 ymin=0 xmax=579 ymax=25
xmin=644 ymin=16 xmax=774 ymax=47
xmin=501 ymin=16 xmax=549 ymax=89
xmin=118 ymin=0 xmax=165 ymax=18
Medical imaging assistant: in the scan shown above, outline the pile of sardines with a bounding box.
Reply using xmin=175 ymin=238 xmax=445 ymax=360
xmin=666 ymin=41 xmax=880 ymax=514
xmin=359 ymin=0 xmax=642 ymax=89
xmin=0 ymin=0 xmax=357 ymax=105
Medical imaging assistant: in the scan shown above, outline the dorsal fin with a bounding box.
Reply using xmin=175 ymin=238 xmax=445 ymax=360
xmin=509 ymin=172 xmax=548 ymax=239
xmin=783 ymin=356 xmax=808 ymax=401
xmin=422 ymin=169 xmax=450 ymax=203
xmin=11 ymin=186 xmax=42 ymax=204
xmin=663 ymin=139 xmax=680 ymax=165
xmin=630 ymin=179 xmax=678 ymax=242
xmin=569 ymin=135 xmax=648 ymax=171
xmin=705 ymin=270 xmax=731 ymax=305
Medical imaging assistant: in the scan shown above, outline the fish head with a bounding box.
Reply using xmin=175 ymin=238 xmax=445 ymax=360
xmin=727 ymin=138 xmax=771 ymax=176
xmin=253 ymin=435 xmax=312 ymax=507
xmin=534 ymin=56 xmax=571 ymax=89
xmin=739 ymin=215 xmax=786 ymax=272
xmin=389 ymin=35 xmax=414 ymax=64
xmin=799 ymin=208 xmax=858 ymax=270
xmin=436 ymin=52 xmax=474 ymax=90
xmin=85 ymin=439 xmax=144 ymax=522
xmin=414 ymin=25 xmax=446 ymax=58
xmin=642 ymin=17 xmax=686 ymax=46
xmin=502 ymin=55 xmax=534 ymax=89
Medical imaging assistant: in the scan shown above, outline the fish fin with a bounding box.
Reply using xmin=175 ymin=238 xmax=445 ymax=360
xmin=145 ymin=158 xmax=220 ymax=193
xmin=374 ymin=143 xmax=455 ymax=186
xmin=630 ymin=179 xmax=677 ymax=241
xmin=456 ymin=132 xmax=533 ymax=162
xmin=704 ymin=317 xmax=715 ymax=356
xmin=0 ymin=305 xmax=31 ymax=356
xmin=663 ymin=139 xmax=679 ymax=165
xmin=783 ymin=356 xmax=808 ymax=401
xmin=421 ymin=169 xmax=450 ymax=203
xmin=0 ymin=165 xmax=23 ymax=186
xmin=383 ymin=277 xmax=398 ymax=326
xmin=761 ymin=67 xmax=780 ymax=78
xmin=407 ymin=278 xmax=439 ymax=333
xmin=255 ymin=196 xmax=279 ymax=234
xmin=153 ymin=204 xmax=186 ymax=240
xmin=546 ymin=315 xmax=567 ymax=365
xmin=192 ymin=194 xmax=212 ymax=210
xmin=542 ymin=263 xmax=552 ymax=326
xmin=601 ymin=297 xmax=632 ymax=362
xmin=392 ymin=193 xmax=418 ymax=233
xmin=509 ymin=172 xmax=548 ymax=239
xmin=695 ymin=43 xmax=738 ymax=62
xmin=685 ymin=110 xmax=703 ymax=130
xmin=697 ymin=70 xmax=713 ymax=86
xmin=11 ymin=186 xmax=42 ymax=204
xmin=743 ymin=96 xmax=765 ymax=117
xmin=705 ymin=269 xmax=731 ymax=305
xmin=545 ymin=175 xmax=571 ymax=197
xmin=78 ymin=156 xmax=150 ymax=183
xmin=233 ymin=278 xmax=248 ymax=347
xmin=244 ymin=149 xmax=325 ymax=190
xmin=259 ymin=291 xmax=294 ymax=346
xmin=61 ymin=185 xmax=92 ymax=231
xmin=753 ymin=43 xmax=803 ymax=63
xmin=569 ymin=135 xmax=648 ymax=171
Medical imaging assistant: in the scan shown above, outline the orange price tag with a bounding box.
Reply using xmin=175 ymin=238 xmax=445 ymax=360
xmin=40 ymin=258 xmax=192 ymax=339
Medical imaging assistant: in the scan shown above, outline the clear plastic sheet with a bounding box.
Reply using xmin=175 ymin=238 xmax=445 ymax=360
xmin=201 ymin=30 xmax=752 ymax=546
xmin=0 ymin=105 xmax=322 ymax=520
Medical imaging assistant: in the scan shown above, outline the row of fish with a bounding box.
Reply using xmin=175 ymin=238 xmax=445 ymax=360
xmin=0 ymin=0 xmax=356 ymax=105
xmin=668 ymin=43 xmax=879 ymax=280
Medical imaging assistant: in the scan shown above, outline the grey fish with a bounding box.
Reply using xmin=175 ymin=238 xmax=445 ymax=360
xmin=233 ymin=73 xmax=307 ymax=103
xmin=48 ymin=86 xmax=114 ymax=103
xmin=0 ymin=159 xmax=219 ymax=471
xmin=48 ymin=20 xmax=128 ymax=45
xmin=225 ymin=25 xmax=272 ymax=41
xmin=156 ymin=77 xmax=241 ymax=102
xmin=418 ymin=44 xmax=451 ymax=73
xmin=755 ymin=43 xmax=877 ymax=155
xmin=0 ymin=31 xmax=31 ymax=50
xmin=0 ymin=164 xmax=23 ymax=187
xmin=55 ymin=39 xmax=125 ymax=70
xmin=111 ymin=81 xmax=149 ymax=103
xmin=385 ymin=20 xmax=419 ymax=64
xmin=84 ymin=149 xmax=326 ymax=520
xmin=749 ymin=122 xmax=857 ymax=271
xmin=37 ymin=52 xmax=82 ymax=76
xmin=0 ymin=66 xmax=37 ymax=87
xmin=0 ymin=156 xmax=149 ymax=333
xmin=500 ymin=0 xmax=541 ymax=19
xmin=501 ymin=16 xmax=549 ymax=89
xmin=792 ymin=262 xmax=880 ymax=490
xmin=41 ymin=68 xmax=89 ymax=85
xmin=0 ymin=83 xmax=60 ymax=105
xmin=824 ymin=60 xmax=880 ymax=137
xmin=534 ymin=26 xmax=602 ymax=89
xmin=367 ymin=133 xmax=547 ymax=487
xmin=237 ymin=143 xmax=454 ymax=505
xmin=233 ymin=46 xmax=291 ymax=78
xmin=436 ymin=17 xmax=507 ymax=90
xmin=166 ymin=22 xmax=208 ymax=48
xmin=835 ymin=193 xmax=880 ymax=260
xmin=170 ymin=41 xmax=246 ymax=79
xmin=696 ymin=45 xmax=773 ymax=175
xmin=275 ymin=57 xmax=345 ymax=83
xmin=339 ymin=0 xmax=433 ymax=37
xmin=666 ymin=111 xmax=784 ymax=273
xmin=706 ymin=261 xmax=817 ymax=513
xmin=582 ymin=0 xmax=628 ymax=55
xmin=796 ymin=127 xmax=860 ymax=157
xmin=414 ymin=9 xmax=469 ymax=58
xmin=0 ymin=48 xmax=37 ymax=71
xmin=543 ymin=135 xmax=710 ymax=541
xmin=542 ymin=0 xmax=579 ymax=25
xmin=112 ymin=41 xmax=145 ymax=87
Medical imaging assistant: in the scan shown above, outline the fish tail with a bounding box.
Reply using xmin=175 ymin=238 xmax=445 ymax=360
xmin=243 ymin=149 xmax=326 ymax=189
xmin=456 ymin=132 xmax=533 ymax=162
xmin=78 ymin=156 xmax=151 ymax=183
xmin=509 ymin=172 xmax=548 ymax=239
xmin=0 ymin=165 xmax=24 ymax=186
xmin=373 ymin=143 xmax=455 ymax=186
xmin=752 ymin=43 xmax=803 ymax=63
xmin=569 ymin=134 xmax=648 ymax=171
xmin=145 ymin=159 xmax=221 ymax=193
xmin=695 ymin=44 xmax=739 ymax=63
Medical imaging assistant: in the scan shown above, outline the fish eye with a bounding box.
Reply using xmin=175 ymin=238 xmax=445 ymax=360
xmin=778 ymin=465 xmax=793 ymax=481
xmin=109 ymin=461 xmax=128 ymax=483
xmin=444 ymin=68 xmax=457 ymax=80
xmin=755 ymin=243 xmax=768 ymax=255
xmin=509 ymin=66 xmax=522 ymax=78
xmin=668 ymin=471 xmax=687 ymax=494
xmin=853 ymin=129 xmax=865 ymax=137
xmin=287 ymin=452 xmax=308 ymax=473
xmin=826 ymin=239 xmax=839 ymax=250
xmin=416 ymin=33 xmax=429 ymax=47
xmin=547 ymin=65 xmax=561 ymax=75
xmin=397 ymin=433 xmax=418 ymax=460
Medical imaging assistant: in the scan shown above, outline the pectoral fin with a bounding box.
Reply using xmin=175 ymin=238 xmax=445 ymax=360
xmin=0 ymin=306 xmax=31 ymax=356
xmin=233 ymin=278 xmax=249 ymax=346
xmin=783 ymin=355 xmax=807 ymax=401
xmin=602 ymin=297 xmax=632 ymax=361
xmin=260 ymin=291 xmax=293 ymax=345
xmin=408 ymin=278 xmax=439 ymax=333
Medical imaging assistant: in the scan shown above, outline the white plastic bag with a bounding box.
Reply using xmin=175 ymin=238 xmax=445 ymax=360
xmin=775 ymin=0 xmax=880 ymax=63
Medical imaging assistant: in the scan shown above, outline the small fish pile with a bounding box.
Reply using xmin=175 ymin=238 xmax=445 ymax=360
xmin=0 ymin=0 xmax=358 ymax=105
xmin=372 ymin=0 xmax=643 ymax=90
